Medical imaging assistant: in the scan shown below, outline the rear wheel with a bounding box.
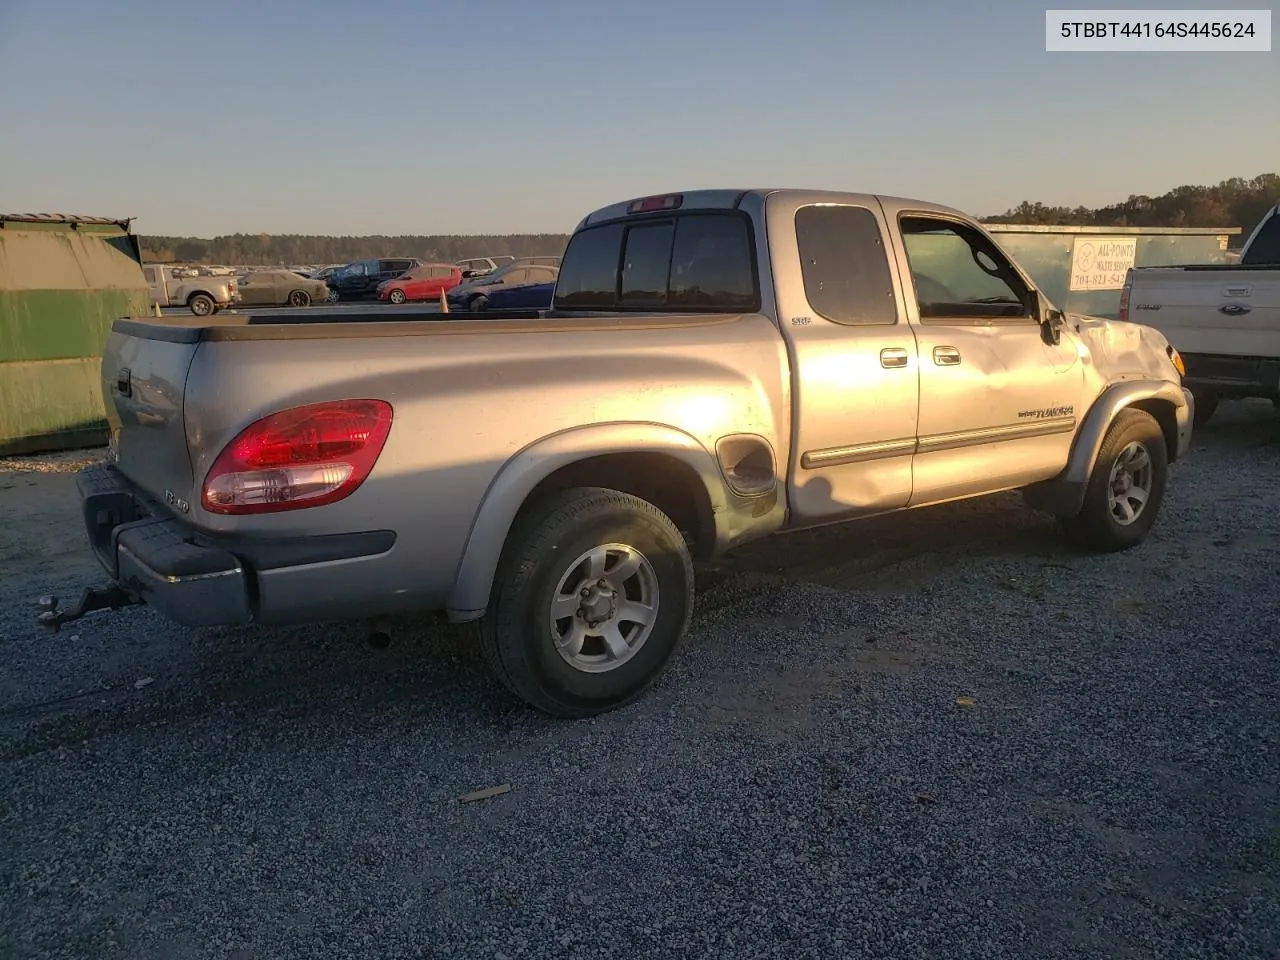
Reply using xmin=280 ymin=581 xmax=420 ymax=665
xmin=287 ymin=289 xmax=311 ymax=307
xmin=326 ymin=287 xmax=340 ymax=303
xmin=188 ymin=293 xmax=214 ymax=316
xmin=1058 ymin=408 xmax=1167 ymax=552
xmin=389 ymin=288 xmax=407 ymax=305
xmin=1191 ymin=388 xmax=1218 ymax=427
xmin=480 ymin=487 xmax=694 ymax=717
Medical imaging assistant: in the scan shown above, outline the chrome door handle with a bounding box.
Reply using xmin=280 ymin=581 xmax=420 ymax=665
xmin=880 ymin=347 xmax=909 ymax=369
xmin=933 ymin=346 xmax=961 ymax=366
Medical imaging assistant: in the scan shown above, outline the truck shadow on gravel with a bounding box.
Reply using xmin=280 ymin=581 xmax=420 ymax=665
xmin=1 ymin=487 xmax=1089 ymax=764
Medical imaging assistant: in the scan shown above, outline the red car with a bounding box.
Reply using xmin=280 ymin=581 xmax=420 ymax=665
xmin=376 ymin=263 xmax=463 ymax=304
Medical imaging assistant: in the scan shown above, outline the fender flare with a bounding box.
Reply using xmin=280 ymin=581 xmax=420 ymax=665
xmin=446 ymin=423 xmax=731 ymax=620
xmin=1022 ymin=378 xmax=1190 ymax=516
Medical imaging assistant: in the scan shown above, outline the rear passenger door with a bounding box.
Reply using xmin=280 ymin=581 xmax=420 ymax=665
xmin=779 ymin=202 xmax=921 ymax=524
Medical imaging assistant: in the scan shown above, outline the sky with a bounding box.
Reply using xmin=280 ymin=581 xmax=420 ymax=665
xmin=0 ymin=0 xmax=1275 ymax=237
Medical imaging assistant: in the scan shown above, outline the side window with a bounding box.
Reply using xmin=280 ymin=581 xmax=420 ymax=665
xmin=621 ymin=222 xmax=675 ymax=303
xmin=530 ymin=267 xmax=557 ymax=282
xmin=668 ymin=215 xmax=755 ymax=309
xmin=899 ymin=217 xmax=1032 ymax=321
xmin=144 ymin=267 xmax=157 ymax=283
xmin=795 ymin=205 xmax=898 ymax=325
xmin=505 ymin=269 xmax=529 ymax=283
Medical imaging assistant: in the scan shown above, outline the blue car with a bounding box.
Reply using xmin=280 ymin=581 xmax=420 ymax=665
xmin=480 ymin=279 xmax=556 ymax=312
xmin=446 ymin=263 xmax=559 ymax=312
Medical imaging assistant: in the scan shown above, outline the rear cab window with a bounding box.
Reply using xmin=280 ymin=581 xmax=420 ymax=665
xmin=553 ymin=211 xmax=758 ymax=312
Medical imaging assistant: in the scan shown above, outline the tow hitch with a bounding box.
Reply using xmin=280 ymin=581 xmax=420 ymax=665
xmin=36 ymin=586 xmax=143 ymax=633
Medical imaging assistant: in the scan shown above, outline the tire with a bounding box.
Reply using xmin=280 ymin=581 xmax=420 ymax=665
xmin=326 ymin=287 xmax=340 ymax=303
xmin=1191 ymin=388 xmax=1218 ymax=427
xmin=188 ymin=293 xmax=215 ymax=317
xmin=389 ymin=288 xmax=407 ymax=305
xmin=480 ymin=487 xmax=694 ymax=718
xmin=287 ymin=290 xmax=311 ymax=308
xmin=469 ymin=294 xmax=489 ymax=312
xmin=1057 ymin=408 xmax=1167 ymax=552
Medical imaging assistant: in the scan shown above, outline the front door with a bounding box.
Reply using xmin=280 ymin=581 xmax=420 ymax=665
xmin=778 ymin=200 xmax=921 ymax=526
xmin=886 ymin=209 xmax=1087 ymax=506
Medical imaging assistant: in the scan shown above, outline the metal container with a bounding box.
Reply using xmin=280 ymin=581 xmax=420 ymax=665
xmin=985 ymin=224 xmax=1242 ymax=320
xmin=0 ymin=214 xmax=149 ymax=456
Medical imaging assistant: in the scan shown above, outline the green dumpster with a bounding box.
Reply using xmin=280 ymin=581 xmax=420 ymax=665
xmin=985 ymin=224 xmax=1242 ymax=320
xmin=0 ymin=214 xmax=149 ymax=456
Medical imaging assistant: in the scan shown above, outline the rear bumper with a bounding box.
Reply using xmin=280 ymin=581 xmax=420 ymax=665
xmin=1181 ymin=353 xmax=1280 ymax=399
xmin=77 ymin=465 xmax=396 ymax=628
xmin=78 ymin=466 xmax=252 ymax=627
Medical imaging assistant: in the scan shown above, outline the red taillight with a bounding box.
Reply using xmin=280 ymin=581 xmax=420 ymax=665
xmin=201 ymin=399 xmax=393 ymax=515
xmin=627 ymin=194 xmax=683 ymax=214
xmin=1118 ymin=271 xmax=1132 ymax=323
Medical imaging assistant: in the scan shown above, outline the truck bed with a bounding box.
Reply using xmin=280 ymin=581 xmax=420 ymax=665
xmin=194 ymin=303 xmax=545 ymax=326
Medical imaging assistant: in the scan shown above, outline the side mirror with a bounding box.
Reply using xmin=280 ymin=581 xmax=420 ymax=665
xmin=1029 ymin=289 xmax=1065 ymax=345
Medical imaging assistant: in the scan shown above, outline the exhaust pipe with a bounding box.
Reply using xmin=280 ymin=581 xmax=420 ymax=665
xmin=366 ymin=617 xmax=393 ymax=650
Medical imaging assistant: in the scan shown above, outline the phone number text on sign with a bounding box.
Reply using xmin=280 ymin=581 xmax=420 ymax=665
xmin=1046 ymin=9 xmax=1271 ymax=50
xmin=1069 ymin=238 xmax=1136 ymax=292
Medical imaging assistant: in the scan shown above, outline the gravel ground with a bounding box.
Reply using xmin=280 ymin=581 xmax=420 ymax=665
xmin=1 ymin=402 xmax=1277 ymax=960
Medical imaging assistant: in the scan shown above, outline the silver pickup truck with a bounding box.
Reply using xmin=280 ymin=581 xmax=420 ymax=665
xmin=47 ymin=189 xmax=1194 ymax=717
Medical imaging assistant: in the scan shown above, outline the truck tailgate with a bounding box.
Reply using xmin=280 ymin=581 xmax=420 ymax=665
xmin=101 ymin=321 xmax=201 ymax=502
xmin=1131 ymin=269 xmax=1280 ymax=356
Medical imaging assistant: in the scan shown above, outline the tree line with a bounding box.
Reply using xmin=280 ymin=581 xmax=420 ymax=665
xmin=982 ymin=173 xmax=1277 ymax=243
xmin=139 ymin=174 xmax=1277 ymax=264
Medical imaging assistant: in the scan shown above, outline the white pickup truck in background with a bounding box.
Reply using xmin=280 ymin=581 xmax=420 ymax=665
xmin=144 ymin=264 xmax=240 ymax=317
xmin=1122 ymin=203 xmax=1280 ymax=425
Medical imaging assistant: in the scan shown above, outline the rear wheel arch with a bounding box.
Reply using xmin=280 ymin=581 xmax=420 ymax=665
xmin=446 ymin=427 xmax=729 ymax=621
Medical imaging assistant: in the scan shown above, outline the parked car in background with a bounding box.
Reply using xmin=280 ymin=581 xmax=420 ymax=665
xmin=309 ymin=265 xmax=344 ymax=282
xmin=1122 ymin=202 xmax=1280 ymax=425
xmin=144 ymin=264 xmax=239 ymax=316
xmin=377 ymin=264 xmax=464 ymax=303
xmin=475 ymin=271 xmax=559 ymax=311
xmin=326 ymin=257 xmax=420 ymax=302
xmin=457 ymin=256 xmax=515 ymax=278
xmin=446 ymin=262 xmax=561 ymax=311
xmin=237 ymin=270 xmax=330 ymax=308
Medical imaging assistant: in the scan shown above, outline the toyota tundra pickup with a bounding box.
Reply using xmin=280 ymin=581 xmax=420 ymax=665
xmin=1122 ymin=202 xmax=1279 ymax=425
xmin=48 ymin=189 xmax=1193 ymax=717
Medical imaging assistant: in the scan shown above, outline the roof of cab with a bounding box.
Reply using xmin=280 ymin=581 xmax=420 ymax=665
xmin=575 ymin=188 xmax=969 ymax=229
